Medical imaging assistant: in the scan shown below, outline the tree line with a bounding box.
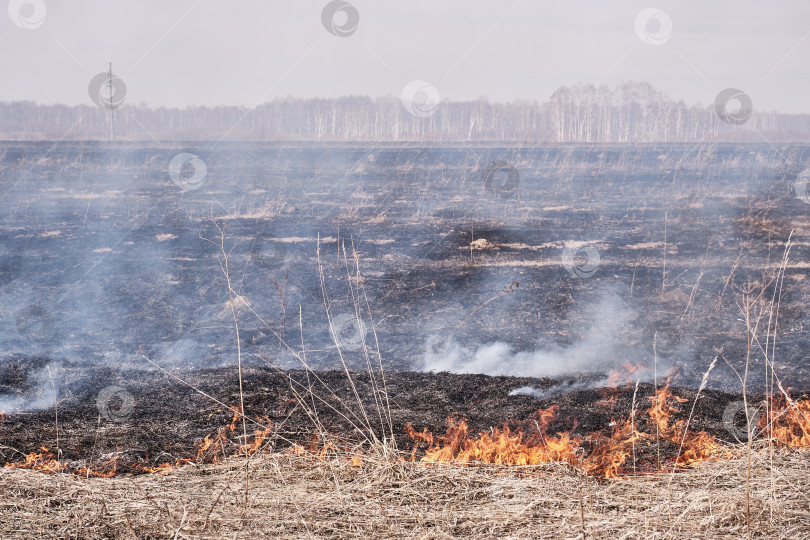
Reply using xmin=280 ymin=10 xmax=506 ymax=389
xmin=2 ymin=82 xmax=808 ymax=142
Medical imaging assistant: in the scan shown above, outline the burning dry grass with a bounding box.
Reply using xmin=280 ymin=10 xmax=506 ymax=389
xmin=1 ymin=445 xmax=809 ymax=539
xmin=405 ymin=382 xmax=730 ymax=478
xmin=5 ymin=378 xmax=809 ymax=537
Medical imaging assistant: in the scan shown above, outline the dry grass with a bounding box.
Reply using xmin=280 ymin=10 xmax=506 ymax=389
xmin=1 ymin=445 xmax=808 ymax=539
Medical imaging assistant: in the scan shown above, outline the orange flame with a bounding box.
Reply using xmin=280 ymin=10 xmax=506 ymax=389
xmin=761 ymin=393 xmax=810 ymax=448
xmin=4 ymin=446 xmax=120 ymax=477
xmin=239 ymin=417 xmax=273 ymax=455
xmin=407 ymin=382 xmax=725 ymax=478
xmin=228 ymin=405 xmax=242 ymax=433
xmin=407 ymin=406 xmax=582 ymax=467
xmin=9 ymin=386 xmax=810 ymax=480
xmin=606 ymin=362 xmax=646 ymax=387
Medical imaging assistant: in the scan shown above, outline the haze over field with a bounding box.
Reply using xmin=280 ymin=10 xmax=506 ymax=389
xmin=1 ymin=2 xmax=809 ymax=413
xmin=1 ymin=1 xmax=809 ymax=140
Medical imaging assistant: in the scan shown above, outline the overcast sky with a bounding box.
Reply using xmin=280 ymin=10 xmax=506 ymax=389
xmin=1 ymin=0 xmax=809 ymax=112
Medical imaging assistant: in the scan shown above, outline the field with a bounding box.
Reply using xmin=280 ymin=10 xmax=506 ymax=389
xmin=1 ymin=142 xmax=810 ymax=538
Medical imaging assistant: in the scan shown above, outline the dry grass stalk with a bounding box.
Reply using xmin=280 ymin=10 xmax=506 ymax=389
xmin=1 ymin=446 xmax=808 ymax=539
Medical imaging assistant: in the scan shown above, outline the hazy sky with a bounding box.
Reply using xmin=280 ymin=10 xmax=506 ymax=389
xmin=2 ymin=0 xmax=809 ymax=112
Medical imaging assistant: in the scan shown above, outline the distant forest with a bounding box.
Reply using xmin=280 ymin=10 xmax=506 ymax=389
xmin=2 ymin=82 xmax=809 ymax=142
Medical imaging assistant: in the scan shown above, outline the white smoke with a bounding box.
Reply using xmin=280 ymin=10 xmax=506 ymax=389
xmin=0 ymin=364 xmax=60 ymax=413
xmin=420 ymin=289 xmax=673 ymax=396
xmin=421 ymin=290 xmax=634 ymax=377
xmin=509 ymin=380 xmax=600 ymax=400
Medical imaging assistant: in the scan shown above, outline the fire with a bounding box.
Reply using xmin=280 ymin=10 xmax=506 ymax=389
xmin=599 ymin=363 xmax=648 ymax=408
xmin=6 ymin=446 xmax=65 ymax=474
xmin=582 ymin=416 xmax=645 ymax=478
xmin=6 ymin=387 xmax=810 ymax=480
xmin=584 ymin=383 xmax=725 ymax=476
xmin=406 ymin=406 xmax=581 ymax=467
xmin=288 ymin=436 xmax=338 ymax=460
xmin=228 ymin=405 xmax=242 ymax=433
xmin=3 ymin=405 xmax=275 ymax=477
xmin=645 ymin=383 xmax=724 ymax=468
xmin=4 ymin=446 xmax=121 ymax=478
xmin=407 ymin=382 xmax=726 ymax=478
xmin=141 ymin=462 xmax=176 ymax=475
xmin=762 ymin=393 xmax=810 ymax=448
xmin=194 ymin=426 xmax=230 ymax=463
xmin=284 ymin=434 xmax=366 ymax=466
xmin=239 ymin=417 xmax=273 ymax=455
xmin=606 ymin=363 xmax=647 ymax=387
xmin=193 ymin=408 xmax=275 ymax=463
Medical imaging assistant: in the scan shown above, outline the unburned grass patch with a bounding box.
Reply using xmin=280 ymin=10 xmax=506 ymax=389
xmin=1 ymin=446 xmax=809 ymax=538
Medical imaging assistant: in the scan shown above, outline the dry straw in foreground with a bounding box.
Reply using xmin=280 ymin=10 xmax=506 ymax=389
xmin=1 ymin=445 xmax=808 ymax=539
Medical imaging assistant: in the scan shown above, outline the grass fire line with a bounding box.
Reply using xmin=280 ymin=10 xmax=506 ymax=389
xmin=5 ymin=381 xmax=810 ymax=479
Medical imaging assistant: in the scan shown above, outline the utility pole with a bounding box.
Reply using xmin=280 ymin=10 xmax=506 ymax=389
xmin=107 ymin=62 xmax=114 ymax=141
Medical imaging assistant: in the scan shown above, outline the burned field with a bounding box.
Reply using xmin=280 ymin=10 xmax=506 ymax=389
xmin=2 ymin=142 xmax=810 ymax=536
xmin=1 ymin=142 xmax=809 ymax=384
xmin=0 ymin=360 xmax=778 ymax=474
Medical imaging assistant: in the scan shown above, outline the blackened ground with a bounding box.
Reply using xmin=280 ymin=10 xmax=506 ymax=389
xmin=1 ymin=356 xmax=797 ymax=473
xmin=4 ymin=143 xmax=810 ymax=392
